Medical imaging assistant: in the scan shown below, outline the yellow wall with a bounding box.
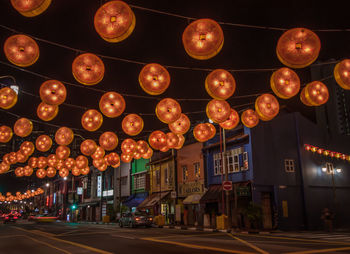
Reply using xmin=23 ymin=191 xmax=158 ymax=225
xmin=150 ymin=159 xmax=175 ymax=193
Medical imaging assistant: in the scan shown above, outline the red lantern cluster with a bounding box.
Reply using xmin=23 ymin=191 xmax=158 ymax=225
xmin=304 ymin=144 xmax=350 ymax=162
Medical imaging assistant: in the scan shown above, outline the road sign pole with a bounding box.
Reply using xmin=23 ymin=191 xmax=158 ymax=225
xmin=223 ymin=129 xmax=231 ymax=230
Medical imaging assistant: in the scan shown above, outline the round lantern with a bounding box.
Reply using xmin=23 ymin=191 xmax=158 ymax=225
xmin=81 ymin=109 xmax=103 ymax=131
xmin=99 ymin=132 xmax=118 ymax=151
xmin=156 ymin=98 xmax=182 ymax=124
xmin=59 ymin=168 xmax=69 ymax=178
xmin=334 ymin=59 xmax=350 ymax=90
xmin=168 ymin=113 xmax=190 ymax=135
xmin=205 ymin=69 xmax=235 ymax=100
xmin=56 ymin=159 xmax=64 ymax=170
xmin=174 ymin=134 xmax=185 ymax=150
xmin=46 ymin=167 xmax=56 ymax=178
xmin=71 ymin=166 xmax=81 ymax=176
xmin=56 ymin=145 xmax=70 ymax=160
xmin=39 ymin=80 xmax=66 ymax=105
xmin=4 ymin=34 xmax=39 ymax=67
xmin=37 ymin=102 xmax=58 ymax=121
xmin=2 ymin=154 xmax=11 ymax=165
xmin=160 ymin=144 xmax=169 ymax=152
xmin=81 ymin=167 xmax=90 ymax=175
xmin=122 ymin=114 xmax=144 ymax=136
xmin=72 ymin=53 xmax=105 ymax=85
xmin=270 ymin=68 xmax=301 ymax=99
xmin=36 ymin=168 xmax=46 ymax=179
xmin=0 ymin=87 xmax=18 ymax=109
xmin=304 ymin=81 xmax=329 ymax=106
xmin=121 ymin=139 xmax=137 ymax=154
xmin=139 ymin=63 xmax=170 ymax=95
xmin=47 ymin=154 xmax=58 ymax=168
xmin=14 ymin=118 xmax=33 ymax=137
xmin=55 ymin=127 xmax=74 ymax=146
xmin=35 ymin=135 xmax=52 ymax=152
xmin=23 ymin=165 xmax=33 ymax=176
xmin=276 ymin=28 xmax=320 ymax=68
xmin=106 ymin=152 xmax=120 ymax=166
xmin=15 ymin=167 xmax=24 ymax=177
xmin=80 ymin=139 xmax=97 ymax=156
xmin=219 ymin=108 xmax=239 ymax=130
xmin=0 ymin=126 xmax=13 ymax=143
xmin=134 ymin=152 xmax=141 ymax=160
xmin=241 ymin=109 xmax=259 ymax=128
xmin=91 ymin=146 xmax=105 ymax=160
xmin=300 ymin=87 xmax=313 ymax=106
xmin=142 ymin=148 xmax=153 ymax=159
xmin=8 ymin=152 xmax=17 ymax=164
xmin=64 ymin=158 xmax=75 ymax=170
xmin=20 ymin=141 xmax=35 ymax=157
xmin=182 ymin=19 xmax=224 ymax=60
xmin=94 ymin=0 xmax=136 ymax=43
xmin=148 ymin=131 xmax=167 ymax=150
xmin=37 ymin=156 xmax=47 ymax=169
xmin=255 ymin=94 xmax=280 ymax=121
xmin=97 ymin=163 xmax=108 ymax=172
xmin=0 ymin=162 xmax=10 ymax=174
xmin=206 ymin=99 xmax=231 ymax=123
xmin=121 ymin=153 xmax=133 ymax=163
xmin=16 ymin=151 xmax=28 ymax=163
xmin=93 ymin=158 xmax=105 ymax=169
xmin=206 ymin=123 xmax=216 ymax=140
xmin=99 ymin=92 xmax=125 ymax=118
xmin=136 ymin=140 xmax=149 ymax=155
xmin=166 ymin=132 xmax=179 ymax=149
xmin=76 ymin=155 xmax=88 ymax=169
xmin=10 ymin=0 xmax=51 ymax=17
xmin=193 ymin=123 xmax=211 ymax=142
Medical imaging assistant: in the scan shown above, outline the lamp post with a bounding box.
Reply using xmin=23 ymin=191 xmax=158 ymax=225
xmin=322 ymin=163 xmax=341 ymax=208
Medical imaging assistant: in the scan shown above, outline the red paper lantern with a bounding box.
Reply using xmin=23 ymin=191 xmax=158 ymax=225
xmin=174 ymin=134 xmax=185 ymax=150
xmin=156 ymin=98 xmax=182 ymax=124
xmin=37 ymin=102 xmax=58 ymax=121
xmin=148 ymin=131 xmax=167 ymax=150
xmin=23 ymin=165 xmax=33 ymax=176
xmin=81 ymin=109 xmax=103 ymax=131
xmin=168 ymin=113 xmax=190 ymax=135
xmin=133 ymin=152 xmax=142 ymax=160
xmin=0 ymin=163 xmax=10 ymax=174
xmin=99 ymin=93 xmax=125 ymax=119
xmin=91 ymin=146 xmax=105 ymax=160
xmin=81 ymin=167 xmax=90 ymax=175
xmin=16 ymin=151 xmax=28 ymax=163
xmin=276 ymin=28 xmax=320 ymax=68
xmin=323 ymin=150 xmax=330 ymax=156
xmin=94 ymin=0 xmax=135 ymax=43
xmin=8 ymin=152 xmax=17 ymax=164
xmin=136 ymin=140 xmax=149 ymax=155
xmin=71 ymin=166 xmax=81 ymax=176
xmin=47 ymin=154 xmax=58 ymax=168
xmin=35 ymin=135 xmax=52 ymax=152
xmin=75 ymin=155 xmax=88 ymax=169
xmin=36 ymin=168 xmax=46 ymax=179
xmin=193 ymin=123 xmax=211 ymax=142
xmin=206 ymin=99 xmax=231 ymax=123
xmin=166 ymin=132 xmax=179 ymax=149
xmin=219 ymin=108 xmax=239 ymax=130
xmin=56 ymin=159 xmax=64 ymax=170
xmin=14 ymin=118 xmax=33 ymax=137
xmin=10 ymin=0 xmax=51 ymax=17
xmin=15 ymin=167 xmax=24 ymax=177
xmin=56 ymin=145 xmax=70 ymax=160
xmin=97 ymin=164 xmax=108 ymax=172
xmin=80 ymin=139 xmax=97 ymax=156
xmin=4 ymin=34 xmax=39 ymax=67
xmin=46 ymin=167 xmax=56 ymax=178
xmin=72 ymin=53 xmax=105 ymax=85
xmin=37 ymin=156 xmax=47 ymax=169
xmin=0 ymin=87 xmax=18 ymax=109
xmin=0 ymin=126 xmax=13 ymax=143
xmin=55 ymin=127 xmax=74 ymax=146
xmin=99 ymin=132 xmax=118 ymax=151
xmin=334 ymin=59 xmax=350 ymax=90
xmin=255 ymin=94 xmax=280 ymax=121
xmin=20 ymin=141 xmax=35 ymax=157
xmin=142 ymin=148 xmax=153 ymax=159
xmin=39 ymin=80 xmax=66 ymax=106
xmin=271 ymin=68 xmax=300 ymax=99
xmin=139 ymin=63 xmax=170 ymax=95
xmin=64 ymin=158 xmax=75 ymax=170
xmin=300 ymin=87 xmax=313 ymax=106
xmin=241 ymin=109 xmax=259 ymax=128
xmin=93 ymin=158 xmax=105 ymax=169
xmin=205 ymin=69 xmax=235 ymax=100
xmin=121 ymin=139 xmax=137 ymax=155
xmin=304 ymin=81 xmax=329 ymax=106
xmin=122 ymin=114 xmax=144 ymax=136
xmin=182 ymin=19 xmax=224 ymax=60
xmin=106 ymin=153 xmax=120 ymax=166
xmin=59 ymin=168 xmax=69 ymax=178
xmin=206 ymin=123 xmax=216 ymax=140
xmin=121 ymin=153 xmax=133 ymax=163
xmin=2 ymin=154 xmax=11 ymax=165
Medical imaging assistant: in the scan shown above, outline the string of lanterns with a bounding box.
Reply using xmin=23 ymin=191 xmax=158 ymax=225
xmin=304 ymin=144 xmax=350 ymax=161
xmin=0 ymin=187 xmax=44 ymax=203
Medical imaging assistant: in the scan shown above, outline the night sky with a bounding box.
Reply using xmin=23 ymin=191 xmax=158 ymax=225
xmin=0 ymin=0 xmax=349 ymax=192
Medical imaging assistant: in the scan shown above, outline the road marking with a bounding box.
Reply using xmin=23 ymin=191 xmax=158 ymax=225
xmin=111 ymin=234 xmax=136 ymax=239
xmin=24 ymin=235 xmax=72 ymax=254
xmin=57 ymin=229 xmax=86 ymax=236
xmin=228 ymin=233 xmax=269 ymax=254
xmin=141 ymin=237 xmax=255 ymax=254
xmin=154 ymin=232 xmax=226 ymax=239
xmin=285 ymin=246 xmax=350 ymax=254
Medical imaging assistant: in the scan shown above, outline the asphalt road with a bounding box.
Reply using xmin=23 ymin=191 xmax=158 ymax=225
xmin=1 ymin=220 xmax=350 ymax=254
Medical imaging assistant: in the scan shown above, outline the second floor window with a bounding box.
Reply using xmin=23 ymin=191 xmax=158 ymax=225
xmin=182 ymin=165 xmax=188 ymax=181
xmin=194 ymin=162 xmax=200 ymax=179
xmin=285 ymin=159 xmax=295 ymax=172
xmin=155 ymin=169 xmax=160 ymax=185
xmin=134 ymin=174 xmax=146 ymax=190
xmin=214 ymin=153 xmax=222 ymax=175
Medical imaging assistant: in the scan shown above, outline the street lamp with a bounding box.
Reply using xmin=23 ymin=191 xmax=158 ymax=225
xmin=322 ymin=163 xmax=341 ymax=208
xmin=63 ymin=177 xmax=67 ymax=181
xmin=46 ymin=183 xmax=50 ymax=187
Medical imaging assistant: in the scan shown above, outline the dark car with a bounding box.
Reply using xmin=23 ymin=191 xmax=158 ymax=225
xmin=119 ymin=212 xmax=153 ymax=228
xmin=3 ymin=214 xmax=18 ymax=224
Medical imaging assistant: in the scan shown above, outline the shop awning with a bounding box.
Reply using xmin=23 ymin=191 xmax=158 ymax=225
xmin=123 ymin=192 xmax=148 ymax=208
xmin=138 ymin=191 xmax=170 ymax=208
xmin=183 ymin=194 xmax=202 ymax=205
xmin=200 ymin=185 xmax=222 ymax=203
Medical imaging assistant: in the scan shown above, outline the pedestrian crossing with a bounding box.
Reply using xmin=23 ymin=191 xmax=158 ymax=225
xmin=277 ymin=232 xmax=350 ymax=242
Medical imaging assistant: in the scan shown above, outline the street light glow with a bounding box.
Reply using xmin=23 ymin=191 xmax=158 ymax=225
xmin=63 ymin=177 xmax=67 ymax=180
xmin=208 ymin=118 xmax=214 ymax=124
xmin=46 ymin=183 xmax=50 ymax=187
xmin=336 ymin=168 xmax=342 ymax=173
xmin=322 ymin=167 xmax=327 ymax=172
xmin=10 ymin=85 xmax=19 ymax=94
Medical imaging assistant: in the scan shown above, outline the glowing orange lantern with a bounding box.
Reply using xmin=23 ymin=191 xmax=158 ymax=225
xmin=28 ymin=157 xmax=38 ymax=168
xmin=47 ymin=154 xmax=58 ymax=168
xmin=133 ymin=152 xmax=142 ymax=160
xmin=55 ymin=127 xmax=74 ymax=146
xmin=59 ymin=168 xmax=69 ymax=178
xmin=148 ymin=131 xmax=167 ymax=150
xmin=241 ymin=109 xmax=259 ymax=128
xmin=75 ymin=155 xmax=88 ymax=169
xmin=0 ymin=87 xmax=17 ymax=109
xmin=106 ymin=152 xmax=120 ymax=166
xmin=37 ymin=102 xmax=58 ymax=121
xmin=4 ymin=34 xmax=39 ymax=67
xmin=206 ymin=123 xmax=216 ymax=140
xmin=193 ymin=123 xmax=211 ymax=142
xmin=136 ymin=140 xmax=149 ymax=155
xmin=166 ymin=132 xmax=179 ymax=149
xmin=80 ymin=139 xmax=97 ymax=156
xmin=139 ymin=63 xmax=170 ymax=95
xmin=121 ymin=139 xmax=136 ymax=155
xmin=0 ymin=126 xmax=13 ymax=143
xmin=23 ymin=165 xmax=32 ymax=176
xmin=35 ymin=135 xmax=52 ymax=152
xmin=56 ymin=159 xmax=64 ymax=170
xmin=8 ymin=152 xmax=17 ymax=164
xmin=334 ymin=59 xmax=350 ymax=90
xmin=39 ymin=80 xmax=66 ymax=105
xmin=168 ymin=113 xmax=190 ymax=135
xmin=99 ymin=92 xmax=125 ymax=118
xmin=271 ymin=68 xmax=300 ymax=99
xmin=300 ymin=87 xmax=313 ymax=106
xmin=36 ymin=168 xmax=46 ymax=178
xmin=121 ymin=153 xmax=133 ymax=163
xmin=81 ymin=109 xmax=103 ymax=131
xmin=160 ymin=145 xmax=169 ymax=152
xmin=219 ymin=108 xmax=239 ymax=130
xmin=56 ymin=145 xmax=70 ymax=160
xmin=183 ymin=19 xmax=224 ymax=60
xmin=156 ymin=98 xmax=182 ymax=124
xmin=174 ymin=134 xmax=185 ymax=150
xmin=99 ymin=131 xmax=118 ymax=151
xmin=72 ymin=53 xmax=105 ymax=85
xmin=323 ymin=150 xmax=330 ymax=156
xmin=15 ymin=167 xmax=24 ymax=177
xmin=71 ymin=166 xmax=81 ymax=176
xmin=205 ymin=69 xmax=235 ymax=100
xmin=37 ymin=156 xmax=47 ymax=169
xmin=142 ymin=148 xmax=153 ymax=159
xmin=93 ymin=158 xmax=105 ymax=169
xmin=91 ymin=146 xmax=105 ymax=160
xmin=46 ymin=167 xmax=56 ymax=178
xmin=10 ymin=0 xmax=51 ymax=17
xmin=16 ymin=151 xmax=28 ymax=163
xmin=14 ymin=118 xmax=33 ymax=137
xmin=2 ymin=154 xmax=11 ymax=165
xmin=81 ymin=167 xmax=90 ymax=175
xmin=276 ymin=28 xmax=320 ymax=68
xmin=94 ymin=0 xmax=135 ymax=43
xmin=304 ymin=81 xmax=329 ymax=106
xmin=255 ymin=94 xmax=280 ymax=121
xmin=206 ymin=99 xmax=230 ymax=123
xmin=122 ymin=114 xmax=144 ymax=136
xmin=97 ymin=163 xmax=107 ymax=172
xmin=0 ymin=162 xmax=10 ymax=174
xmin=64 ymin=158 xmax=75 ymax=170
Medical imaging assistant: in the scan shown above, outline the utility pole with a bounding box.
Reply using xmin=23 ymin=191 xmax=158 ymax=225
xmin=223 ymin=129 xmax=231 ymax=229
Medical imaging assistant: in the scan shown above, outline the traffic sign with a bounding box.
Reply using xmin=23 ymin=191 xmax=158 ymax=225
xmin=222 ymin=181 xmax=232 ymax=191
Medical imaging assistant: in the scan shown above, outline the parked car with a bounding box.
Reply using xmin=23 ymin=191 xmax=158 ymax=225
xmin=3 ymin=214 xmax=18 ymax=224
xmin=33 ymin=214 xmax=59 ymax=223
xmin=119 ymin=212 xmax=153 ymax=228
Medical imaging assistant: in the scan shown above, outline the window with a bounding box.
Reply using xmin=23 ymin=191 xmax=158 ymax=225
xmin=242 ymin=152 xmax=248 ymax=171
xmin=226 ymin=149 xmax=241 ymax=173
xmin=155 ymin=169 xmax=160 ymax=185
xmin=164 ymin=166 xmax=169 ymax=184
xmin=213 ymin=153 xmax=222 ymax=175
xmin=182 ymin=165 xmax=188 ymax=181
xmin=194 ymin=162 xmax=200 ymax=179
xmin=120 ymin=176 xmax=128 ymax=185
xmin=134 ymin=174 xmax=146 ymax=190
xmin=284 ymin=159 xmax=295 ymax=172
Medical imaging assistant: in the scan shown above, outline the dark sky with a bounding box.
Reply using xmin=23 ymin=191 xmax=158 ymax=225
xmin=0 ymin=0 xmax=349 ymax=192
